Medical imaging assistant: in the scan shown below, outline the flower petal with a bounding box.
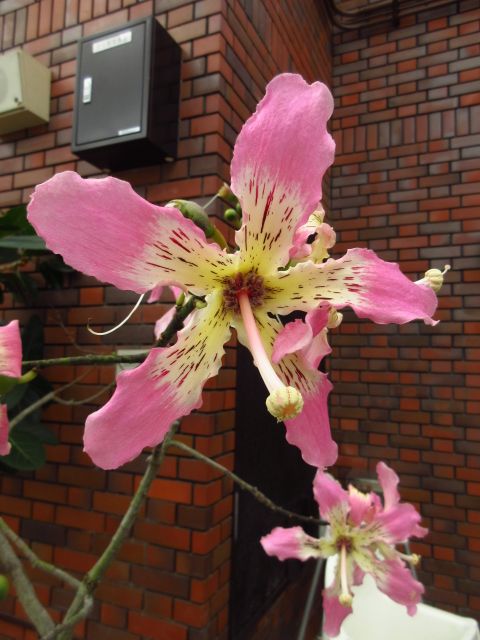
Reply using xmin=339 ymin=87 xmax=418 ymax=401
xmin=265 ymin=248 xmax=438 ymax=325
xmin=376 ymin=503 xmax=428 ymax=543
xmin=231 ymin=74 xmax=335 ymax=272
xmin=376 ymin=461 xmax=400 ymax=509
xmin=348 ymin=486 xmax=374 ymax=527
xmin=314 ymin=471 xmax=349 ymax=523
xmin=261 ymin=526 xmax=320 ymax=561
xmin=0 ymin=320 xmax=22 ymax=378
xmin=271 ymin=319 xmax=313 ymax=364
xmin=272 ymin=306 xmax=331 ymax=371
xmin=375 ymin=557 xmax=424 ymax=615
xmin=323 ymin=586 xmax=352 ymax=638
xmin=284 ymin=373 xmax=337 ymax=469
xmin=28 ymin=171 xmax=235 ymax=295
xmin=154 ymin=307 xmax=176 ymax=341
xmin=84 ymin=291 xmax=231 ymax=469
xmin=235 ymin=311 xmax=337 ymax=468
xmin=0 ymin=404 xmax=11 ymax=456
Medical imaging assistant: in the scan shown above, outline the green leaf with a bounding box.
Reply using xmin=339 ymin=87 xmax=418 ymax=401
xmin=4 ymin=381 xmax=29 ymax=410
xmin=13 ymin=420 xmax=58 ymax=445
xmin=1 ymin=429 xmax=45 ymax=470
xmin=0 ymin=205 xmax=35 ymax=237
xmin=22 ymin=315 xmax=44 ymax=360
xmin=0 ymin=236 xmax=46 ymax=250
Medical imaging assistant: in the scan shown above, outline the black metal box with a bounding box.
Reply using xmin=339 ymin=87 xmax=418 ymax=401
xmin=72 ymin=17 xmax=181 ymax=171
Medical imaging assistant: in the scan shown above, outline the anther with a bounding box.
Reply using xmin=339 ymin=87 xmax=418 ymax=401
xmin=417 ymin=264 xmax=450 ymax=293
xmin=266 ymin=387 xmax=304 ymax=422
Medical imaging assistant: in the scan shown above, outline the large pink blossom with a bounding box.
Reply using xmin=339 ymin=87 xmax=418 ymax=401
xmin=261 ymin=462 xmax=427 ymax=637
xmin=0 ymin=320 xmax=22 ymax=456
xmin=27 ymin=74 xmax=437 ymax=470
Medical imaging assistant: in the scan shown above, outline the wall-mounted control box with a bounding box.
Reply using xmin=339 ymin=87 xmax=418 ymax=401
xmin=0 ymin=49 xmax=51 ymax=135
xmin=72 ymin=17 xmax=181 ymax=171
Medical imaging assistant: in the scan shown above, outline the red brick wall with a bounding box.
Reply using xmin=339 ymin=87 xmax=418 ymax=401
xmin=0 ymin=1 xmax=331 ymax=639
xmin=330 ymin=1 xmax=480 ymax=620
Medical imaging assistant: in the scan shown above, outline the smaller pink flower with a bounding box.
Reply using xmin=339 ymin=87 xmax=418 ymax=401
xmin=261 ymin=462 xmax=427 ymax=637
xmin=0 ymin=320 xmax=23 ymax=456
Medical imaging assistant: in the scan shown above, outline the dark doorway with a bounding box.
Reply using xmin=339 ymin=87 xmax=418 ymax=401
xmin=230 ymin=343 xmax=317 ymax=639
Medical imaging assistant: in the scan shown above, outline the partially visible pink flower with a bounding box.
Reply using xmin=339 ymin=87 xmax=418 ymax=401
xmin=290 ymin=206 xmax=336 ymax=263
xmin=0 ymin=320 xmax=22 ymax=456
xmin=261 ymin=462 xmax=427 ymax=637
xmin=0 ymin=405 xmax=11 ymax=455
xmin=28 ymin=73 xmax=438 ymax=470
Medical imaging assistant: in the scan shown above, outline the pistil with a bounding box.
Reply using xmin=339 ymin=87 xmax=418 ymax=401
xmin=237 ymin=290 xmax=304 ymax=421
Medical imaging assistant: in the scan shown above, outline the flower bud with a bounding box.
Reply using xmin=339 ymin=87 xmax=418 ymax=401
xmin=166 ymin=199 xmax=215 ymax=238
xmin=217 ymin=182 xmax=239 ymax=208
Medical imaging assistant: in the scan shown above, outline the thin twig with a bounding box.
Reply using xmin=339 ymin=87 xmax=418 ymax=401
xmin=41 ymin=593 xmax=92 ymax=640
xmin=8 ymin=371 xmax=90 ymax=430
xmin=0 ymin=518 xmax=81 ymax=590
xmin=24 ymin=295 xmax=199 ymax=369
xmin=0 ymin=529 xmax=55 ymax=636
xmin=57 ymin=423 xmax=180 ymax=640
xmin=169 ymin=440 xmax=326 ymax=527
xmin=52 ymin=381 xmax=115 ymax=406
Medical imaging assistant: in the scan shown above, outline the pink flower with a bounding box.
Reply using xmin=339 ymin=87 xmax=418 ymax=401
xmin=27 ymin=74 xmax=437 ymax=470
xmin=0 ymin=320 xmax=22 ymax=456
xmin=261 ymin=462 xmax=427 ymax=637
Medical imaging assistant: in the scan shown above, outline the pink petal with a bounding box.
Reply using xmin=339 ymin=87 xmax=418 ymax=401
xmin=0 ymin=404 xmax=11 ymax=456
xmin=376 ymin=503 xmax=428 ymax=544
xmin=323 ymin=587 xmax=352 ymax=638
xmin=313 ymin=471 xmax=349 ymax=522
xmin=234 ymin=310 xmax=337 ymax=469
xmin=260 ymin=526 xmax=319 ymax=561
xmin=148 ymin=285 xmax=183 ymax=304
xmin=231 ymin=74 xmax=335 ymax=271
xmin=271 ymin=319 xmax=313 ymax=364
xmin=376 ymin=461 xmax=400 ymax=509
xmin=376 ymin=557 xmax=425 ymax=615
xmin=284 ymin=373 xmax=338 ymax=469
xmin=348 ymin=486 xmax=374 ymax=527
xmin=147 ymin=286 xmax=164 ymax=303
xmin=267 ymin=248 xmax=438 ymax=325
xmin=301 ymin=307 xmax=331 ymax=370
xmin=272 ymin=306 xmax=331 ymax=371
xmin=154 ymin=307 xmax=176 ymax=341
xmin=28 ymin=171 xmax=234 ymax=295
xmin=290 ymin=224 xmax=314 ymax=260
xmin=0 ymin=320 xmax=22 ymax=378
xmin=84 ymin=292 xmax=231 ymax=469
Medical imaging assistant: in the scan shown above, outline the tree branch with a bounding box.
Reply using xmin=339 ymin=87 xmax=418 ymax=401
xmin=0 ymin=528 xmax=55 ymax=636
xmin=57 ymin=423 xmax=180 ymax=640
xmin=23 ymin=296 xmax=198 ymax=369
xmin=0 ymin=518 xmax=81 ymax=590
xmin=169 ymin=440 xmax=326 ymax=527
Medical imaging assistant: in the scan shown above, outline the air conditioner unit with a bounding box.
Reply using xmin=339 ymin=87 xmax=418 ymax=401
xmin=0 ymin=49 xmax=51 ymax=135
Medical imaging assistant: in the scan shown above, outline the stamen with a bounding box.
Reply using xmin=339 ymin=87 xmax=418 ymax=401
xmin=237 ymin=291 xmax=304 ymax=421
xmin=88 ymin=293 xmax=145 ymax=336
xmin=339 ymin=543 xmax=353 ymax=607
xmin=397 ymin=551 xmax=420 ymax=566
xmin=416 ymin=264 xmax=451 ymax=292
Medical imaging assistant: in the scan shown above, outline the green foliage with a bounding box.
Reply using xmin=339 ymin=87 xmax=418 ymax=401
xmin=0 ymin=204 xmax=72 ymax=305
xmin=0 ymin=317 xmax=58 ymax=473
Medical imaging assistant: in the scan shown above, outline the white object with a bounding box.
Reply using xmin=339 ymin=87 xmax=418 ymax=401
xmin=0 ymin=49 xmax=51 ymax=134
xmin=323 ymin=556 xmax=480 ymax=640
